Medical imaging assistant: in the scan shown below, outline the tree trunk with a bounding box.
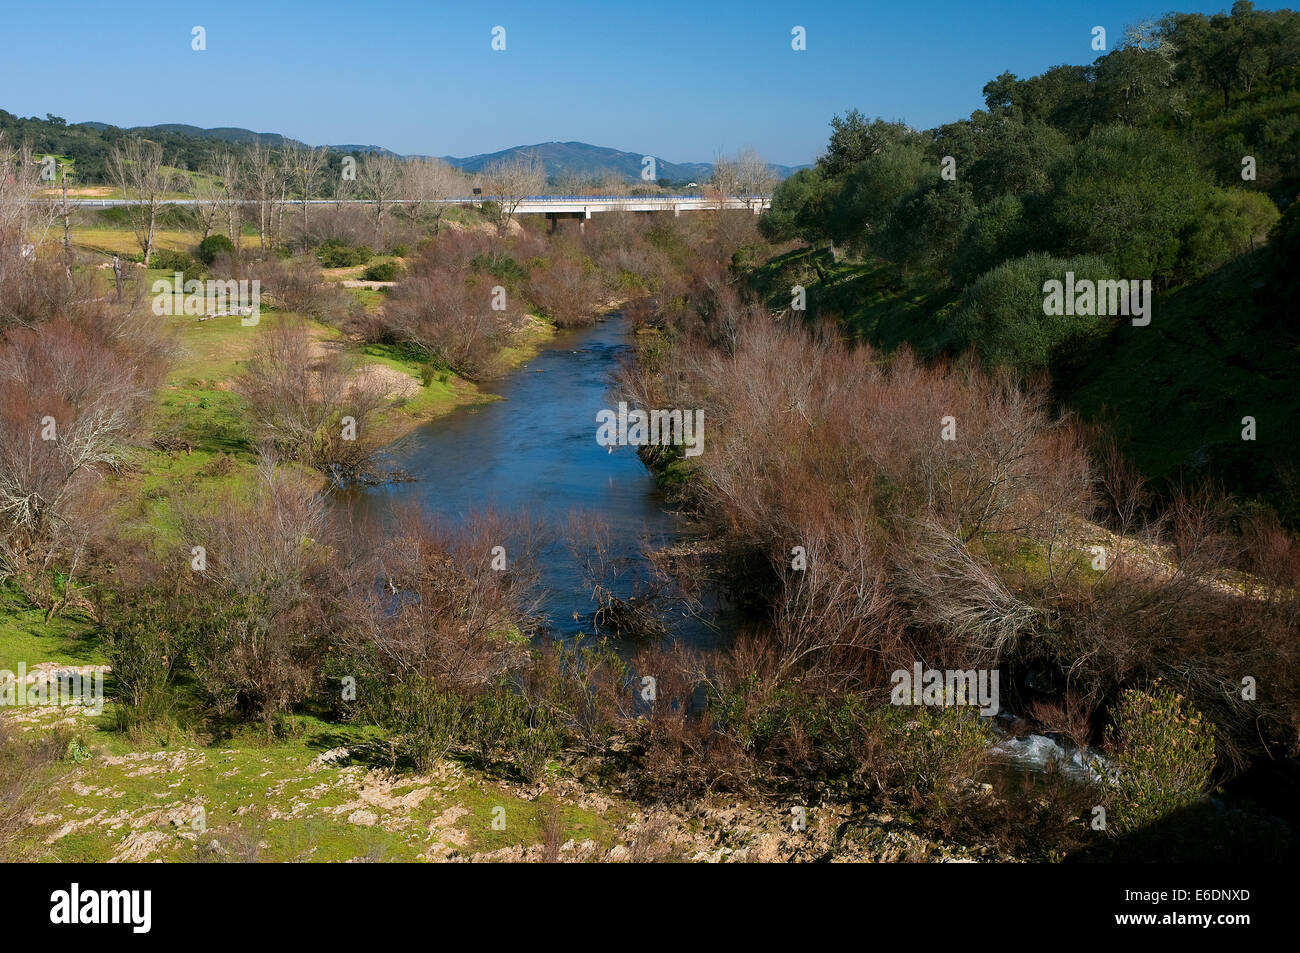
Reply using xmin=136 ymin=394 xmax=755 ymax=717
xmin=144 ymin=203 xmax=157 ymax=268
xmin=60 ymin=173 xmax=72 ymax=271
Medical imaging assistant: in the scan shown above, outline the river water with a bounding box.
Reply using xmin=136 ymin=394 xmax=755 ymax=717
xmin=343 ymin=314 xmax=725 ymax=650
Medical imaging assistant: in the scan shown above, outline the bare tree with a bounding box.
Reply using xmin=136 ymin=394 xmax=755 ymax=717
xmin=0 ymin=133 xmax=55 ymax=247
xmin=710 ymin=148 xmax=776 ymax=208
xmin=109 ymin=137 xmax=174 ymax=266
xmin=191 ymin=171 xmax=225 ymax=244
xmin=358 ymin=152 xmax=403 ymax=248
xmin=481 ymin=152 xmax=545 ymax=235
xmin=734 ymin=147 xmax=779 ymax=197
xmin=399 ymin=157 xmax=459 ymax=236
xmin=708 ymin=152 xmax=742 ymax=208
xmin=241 ymin=139 xmax=284 ymax=256
xmin=284 ymin=143 xmax=326 ymax=241
xmin=332 ymin=156 xmax=355 ymax=211
xmin=274 ymin=147 xmax=294 ymax=248
xmin=56 ymin=159 xmax=73 ymax=270
xmin=178 ymin=453 xmax=333 ymax=732
xmin=207 ymin=147 xmax=243 ymax=252
xmin=234 ymin=316 xmax=390 ymax=483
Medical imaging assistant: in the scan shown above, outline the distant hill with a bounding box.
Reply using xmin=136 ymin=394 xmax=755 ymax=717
xmin=81 ymin=121 xmax=308 ymax=149
xmin=5 ymin=111 xmax=804 ymax=185
xmin=328 ymin=143 xmax=402 ymax=157
xmin=440 ymin=141 xmax=807 ymax=184
xmin=87 ymin=125 xmax=808 ymax=184
xmin=438 ymin=141 xmax=713 ymax=184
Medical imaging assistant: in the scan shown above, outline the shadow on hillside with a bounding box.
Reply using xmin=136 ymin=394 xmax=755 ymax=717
xmin=1065 ymin=760 xmax=1300 ymax=862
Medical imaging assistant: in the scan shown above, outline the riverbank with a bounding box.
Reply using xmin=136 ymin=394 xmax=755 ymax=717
xmin=3 ymin=302 xmax=972 ymax=864
xmin=2 ymin=689 xmax=979 ymax=862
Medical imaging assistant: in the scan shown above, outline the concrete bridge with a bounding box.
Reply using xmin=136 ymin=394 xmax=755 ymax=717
xmin=507 ymin=194 xmax=771 ymax=231
xmin=66 ymin=193 xmax=772 ymax=229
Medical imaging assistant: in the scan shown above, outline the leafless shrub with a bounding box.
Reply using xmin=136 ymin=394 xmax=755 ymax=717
xmin=537 ymin=799 xmax=564 ymax=863
xmin=1029 ymin=688 xmax=1098 ymax=750
xmin=179 ymin=456 xmax=331 ymax=730
xmin=0 ymin=306 xmax=167 ymax=604
xmin=526 ymin=255 xmax=606 ymax=328
xmin=376 ymin=233 xmax=523 ymax=379
xmin=234 ymin=317 xmax=391 ymax=483
xmin=0 ymin=721 xmax=63 ymax=860
xmin=335 ymin=507 xmax=546 ymax=692
xmin=0 ymin=132 xmax=58 ymax=253
xmin=217 ymin=254 xmax=360 ymax=327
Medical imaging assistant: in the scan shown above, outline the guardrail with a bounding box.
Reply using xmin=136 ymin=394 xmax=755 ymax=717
xmin=63 ymin=194 xmax=772 ymax=207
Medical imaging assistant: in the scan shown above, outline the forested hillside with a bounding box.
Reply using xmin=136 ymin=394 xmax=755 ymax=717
xmin=757 ymin=1 xmax=1300 ymax=520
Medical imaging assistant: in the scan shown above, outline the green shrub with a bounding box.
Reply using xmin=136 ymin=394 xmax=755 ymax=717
xmin=1105 ymin=684 xmax=1216 ymax=834
xmin=1049 ymin=124 xmax=1210 ymax=279
xmin=197 ymin=233 xmax=235 ymax=265
xmin=386 ymin=676 xmax=465 ymax=772
xmin=708 ymin=673 xmax=801 ymax=757
xmin=873 ymin=179 xmax=977 ymax=277
xmin=869 ymin=703 xmax=992 ymax=814
xmin=471 ymin=251 xmax=528 ymax=287
xmin=317 ymin=239 xmax=373 ymax=268
xmin=946 ymin=251 xmax=1112 ymax=373
xmin=1180 ymin=187 xmax=1279 ymax=278
xmin=101 ymin=590 xmax=189 ymax=725
xmin=149 ymin=248 xmax=202 ymax=276
xmin=362 ymin=260 xmax=404 ymax=282
xmin=464 ymin=683 xmax=564 ymax=782
xmin=760 ymin=167 xmax=841 ymax=244
xmin=951 ymin=193 xmax=1028 ymax=286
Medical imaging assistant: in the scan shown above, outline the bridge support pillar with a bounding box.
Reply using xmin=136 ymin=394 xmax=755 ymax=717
xmin=546 ymin=212 xmax=585 ymax=233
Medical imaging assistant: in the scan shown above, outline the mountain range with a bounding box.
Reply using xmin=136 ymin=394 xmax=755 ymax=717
xmin=79 ymin=122 xmax=805 ymax=183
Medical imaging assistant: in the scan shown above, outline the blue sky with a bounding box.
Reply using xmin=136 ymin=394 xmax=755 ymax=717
xmin=1 ymin=1 xmax=1287 ymax=166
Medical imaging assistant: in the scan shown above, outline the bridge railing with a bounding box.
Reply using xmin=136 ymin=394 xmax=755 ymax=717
xmin=64 ymin=194 xmax=772 ymax=207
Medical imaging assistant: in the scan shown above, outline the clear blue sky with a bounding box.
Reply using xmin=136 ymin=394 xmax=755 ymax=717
xmin=1 ymin=0 xmax=1288 ymax=167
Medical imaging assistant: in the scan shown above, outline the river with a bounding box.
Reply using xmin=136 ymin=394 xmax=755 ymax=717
xmin=343 ymin=314 xmax=727 ymax=650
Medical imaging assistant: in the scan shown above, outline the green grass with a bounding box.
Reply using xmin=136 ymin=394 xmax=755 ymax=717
xmin=0 ymin=589 xmax=101 ymax=671
xmin=2 ymin=567 xmax=629 ymax=863
xmin=1062 ymin=248 xmax=1300 ymax=522
xmin=751 ymin=246 xmax=958 ymax=356
xmin=10 ymin=704 xmax=626 ymax=862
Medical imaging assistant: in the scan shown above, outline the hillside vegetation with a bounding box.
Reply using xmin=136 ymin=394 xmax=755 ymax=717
xmin=758 ymin=1 xmax=1300 ymax=520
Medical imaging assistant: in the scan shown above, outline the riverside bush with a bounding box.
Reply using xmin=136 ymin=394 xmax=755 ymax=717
xmin=870 ymin=704 xmax=992 ymax=809
xmin=1105 ymin=684 xmax=1216 ymax=834
xmin=387 ymin=676 xmax=465 ymax=771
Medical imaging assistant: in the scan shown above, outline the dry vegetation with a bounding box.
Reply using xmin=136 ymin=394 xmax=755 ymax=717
xmin=1 ymin=126 xmax=1296 ymax=861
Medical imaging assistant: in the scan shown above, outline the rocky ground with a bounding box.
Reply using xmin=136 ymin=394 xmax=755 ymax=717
xmin=4 ymin=684 xmax=981 ymax=863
